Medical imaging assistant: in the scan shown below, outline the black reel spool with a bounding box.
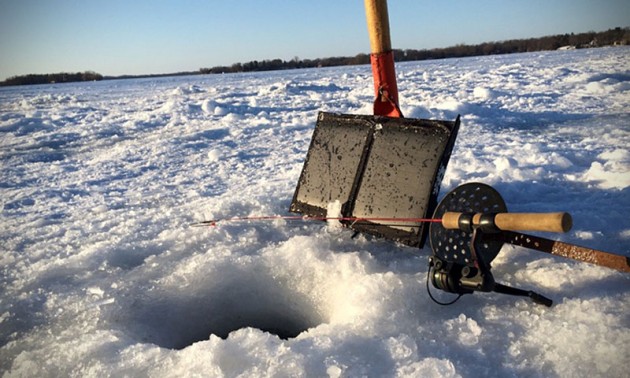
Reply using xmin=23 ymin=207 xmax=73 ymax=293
xmin=428 ymin=183 xmax=552 ymax=307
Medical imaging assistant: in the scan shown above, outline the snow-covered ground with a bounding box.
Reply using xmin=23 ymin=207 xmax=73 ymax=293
xmin=1 ymin=47 xmax=629 ymax=377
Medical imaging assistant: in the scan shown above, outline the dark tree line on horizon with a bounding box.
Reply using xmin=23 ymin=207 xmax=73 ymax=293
xmin=3 ymin=27 xmax=628 ymax=86
xmin=200 ymin=27 xmax=629 ymax=74
xmin=1 ymin=71 xmax=103 ymax=87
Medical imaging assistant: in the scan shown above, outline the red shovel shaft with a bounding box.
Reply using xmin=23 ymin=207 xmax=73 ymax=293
xmin=364 ymin=0 xmax=402 ymax=117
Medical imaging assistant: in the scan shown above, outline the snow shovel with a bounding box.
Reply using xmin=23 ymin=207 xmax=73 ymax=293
xmin=289 ymin=0 xmax=459 ymax=248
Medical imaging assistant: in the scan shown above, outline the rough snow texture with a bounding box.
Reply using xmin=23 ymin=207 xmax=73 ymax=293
xmin=1 ymin=47 xmax=629 ymax=377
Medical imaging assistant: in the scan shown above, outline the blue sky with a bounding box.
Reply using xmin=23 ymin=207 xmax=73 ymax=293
xmin=0 ymin=0 xmax=628 ymax=80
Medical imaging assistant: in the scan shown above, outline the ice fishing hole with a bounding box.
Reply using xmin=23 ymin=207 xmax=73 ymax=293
xmin=116 ymin=264 xmax=327 ymax=349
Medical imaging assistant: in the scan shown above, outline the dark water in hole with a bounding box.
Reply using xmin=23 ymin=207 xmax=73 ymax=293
xmin=112 ymin=266 xmax=326 ymax=349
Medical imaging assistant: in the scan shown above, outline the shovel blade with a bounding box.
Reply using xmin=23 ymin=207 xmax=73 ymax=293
xmin=290 ymin=112 xmax=459 ymax=248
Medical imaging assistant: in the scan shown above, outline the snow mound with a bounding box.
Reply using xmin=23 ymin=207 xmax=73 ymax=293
xmin=473 ymin=86 xmax=497 ymax=100
xmin=581 ymin=149 xmax=630 ymax=189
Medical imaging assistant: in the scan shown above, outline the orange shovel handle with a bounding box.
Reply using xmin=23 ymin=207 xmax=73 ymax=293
xmin=364 ymin=0 xmax=402 ymax=117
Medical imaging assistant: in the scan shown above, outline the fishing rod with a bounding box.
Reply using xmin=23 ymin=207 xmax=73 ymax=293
xmin=426 ymin=183 xmax=630 ymax=307
xmin=192 ymin=212 xmax=571 ymax=231
xmin=191 ymin=215 xmax=442 ymax=228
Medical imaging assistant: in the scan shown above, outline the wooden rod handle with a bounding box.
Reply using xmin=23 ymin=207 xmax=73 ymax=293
xmin=442 ymin=212 xmax=573 ymax=233
xmin=364 ymin=0 xmax=392 ymax=53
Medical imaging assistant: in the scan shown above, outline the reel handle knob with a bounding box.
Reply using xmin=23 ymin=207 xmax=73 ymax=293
xmin=442 ymin=212 xmax=572 ymax=233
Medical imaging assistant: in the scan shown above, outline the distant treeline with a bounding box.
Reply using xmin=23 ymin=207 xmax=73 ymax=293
xmin=1 ymin=71 xmax=103 ymax=86
xmin=2 ymin=27 xmax=628 ymax=86
xmin=200 ymin=27 xmax=629 ymax=74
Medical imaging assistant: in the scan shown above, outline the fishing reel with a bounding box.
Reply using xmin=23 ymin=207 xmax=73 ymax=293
xmin=428 ymin=255 xmax=492 ymax=300
xmin=428 ymin=183 xmax=557 ymax=307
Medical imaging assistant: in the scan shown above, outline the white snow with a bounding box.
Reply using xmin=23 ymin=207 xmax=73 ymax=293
xmin=326 ymin=200 xmax=343 ymax=231
xmin=1 ymin=47 xmax=629 ymax=377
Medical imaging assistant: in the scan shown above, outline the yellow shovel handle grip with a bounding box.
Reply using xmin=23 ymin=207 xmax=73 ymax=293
xmin=364 ymin=0 xmax=392 ymax=54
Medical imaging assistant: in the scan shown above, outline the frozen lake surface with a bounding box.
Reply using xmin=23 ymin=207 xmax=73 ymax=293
xmin=1 ymin=47 xmax=629 ymax=377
